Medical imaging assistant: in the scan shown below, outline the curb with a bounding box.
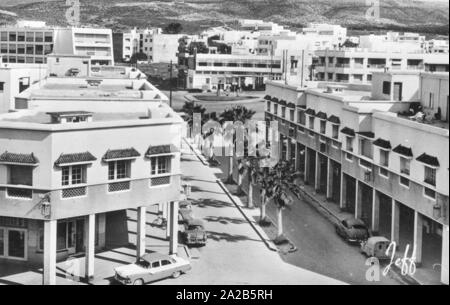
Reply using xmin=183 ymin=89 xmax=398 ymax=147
xmin=216 ymin=179 xmax=278 ymax=252
xmin=183 ymin=138 xmax=209 ymax=166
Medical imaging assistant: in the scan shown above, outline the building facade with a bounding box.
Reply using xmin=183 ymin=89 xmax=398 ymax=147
xmin=315 ymin=49 xmax=449 ymax=84
xmin=0 ymin=60 xmax=182 ymax=285
xmin=0 ymin=22 xmax=114 ymax=65
xmin=264 ymin=72 xmax=449 ymax=285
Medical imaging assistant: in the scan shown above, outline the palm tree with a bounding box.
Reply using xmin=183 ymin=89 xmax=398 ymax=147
xmin=181 ymin=101 xmax=207 ymax=128
xmin=269 ymin=161 xmax=295 ymax=239
xmin=219 ymin=106 xmax=256 ymax=186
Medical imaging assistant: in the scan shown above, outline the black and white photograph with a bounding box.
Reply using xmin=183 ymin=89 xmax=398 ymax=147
xmin=0 ymin=0 xmax=448 ymax=291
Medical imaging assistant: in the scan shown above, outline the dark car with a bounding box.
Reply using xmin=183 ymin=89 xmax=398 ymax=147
xmin=183 ymin=218 xmax=207 ymax=246
xmin=335 ymin=218 xmax=370 ymax=243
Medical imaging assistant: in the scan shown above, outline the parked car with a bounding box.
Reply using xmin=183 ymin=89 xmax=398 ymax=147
xmin=183 ymin=218 xmax=207 ymax=246
xmin=179 ymin=200 xmax=192 ymax=211
xmin=361 ymin=236 xmax=391 ymax=260
xmin=335 ymin=218 xmax=370 ymax=243
xmin=114 ymin=253 xmax=191 ymax=285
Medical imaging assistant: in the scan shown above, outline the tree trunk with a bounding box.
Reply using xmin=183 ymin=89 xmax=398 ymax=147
xmin=260 ymin=194 xmax=267 ymax=221
xmin=248 ymin=182 xmax=254 ymax=208
xmin=227 ymin=155 xmax=234 ymax=183
xmin=277 ymin=207 xmax=283 ymax=237
xmin=237 ymin=172 xmax=243 ymax=195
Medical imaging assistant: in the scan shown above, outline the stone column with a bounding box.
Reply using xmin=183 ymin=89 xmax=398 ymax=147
xmin=137 ymin=206 xmax=146 ymax=259
xmin=169 ymin=201 xmax=179 ymax=255
xmin=340 ymin=171 xmax=346 ymax=210
xmin=85 ymin=214 xmax=96 ymax=282
xmin=166 ymin=202 xmax=172 ymax=240
xmin=326 ymin=158 xmax=332 ymax=200
xmin=355 ymin=180 xmax=362 ymax=219
xmin=294 ymin=143 xmax=300 ymax=171
xmin=391 ymin=200 xmax=400 ymax=245
xmin=371 ymin=190 xmax=380 ymax=234
xmin=413 ymin=211 xmax=424 ymax=265
xmin=286 ymin=139 xmax=292 ymax=161
xmin=43 ymin=220 xmax=57 ymax=285
xmin=315 ymin=152 xmax=320 ymax=192
xmin=304 ymin=148 xmax=309 ymax=184
xmin=441 ymin=225 xmax=449 ymax=285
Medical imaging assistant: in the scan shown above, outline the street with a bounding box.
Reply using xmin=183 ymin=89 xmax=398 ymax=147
xmin=216 ymin=156 xmax=401 ymax=285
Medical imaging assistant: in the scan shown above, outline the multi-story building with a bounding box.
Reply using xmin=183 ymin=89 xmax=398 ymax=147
xmin=185 ymin=53 xmax=283 ymax=91
xmin=315 ymin=49 xmax=449 ymax=84
xmin=238 ymin=19 xmax=286 ymax=34
xmin=426 ymin=39 xmax=450 ymax=54
xmin=300 ymin=23 xmax=348 ymax=50
xmin=0 ymin=21 xmax=114 ymax=65
xmin=264 ymin=71 xmax=449 ymax=285
xmin=114 ymin=28 xmax=182 ymax=63
xmin=0 ymin=59 xmax=47 ymax=113
xmin=359 ymin=32 xmax=426 ymax=53
xmin=0 ymin=57 xmax=182 ymax=285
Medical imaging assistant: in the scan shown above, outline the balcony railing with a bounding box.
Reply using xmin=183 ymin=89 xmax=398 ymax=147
xmin=6 ymin=187 xmax=32 ymax=200
xmin=335 ymin=63 xmax=350 ymax=68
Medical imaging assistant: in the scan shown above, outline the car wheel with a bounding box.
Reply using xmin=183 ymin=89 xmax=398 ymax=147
xmin=172 ymin=271 xmax=181 ymax=279
xmin=133 ymin=279 xmax=144 ymax=285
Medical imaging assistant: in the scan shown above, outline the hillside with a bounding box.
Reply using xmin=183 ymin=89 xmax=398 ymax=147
xmin=0 ymin=0 xmax=448 ymax=36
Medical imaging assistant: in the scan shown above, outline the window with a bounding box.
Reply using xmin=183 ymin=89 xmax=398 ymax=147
xmin=61 ymin=165 xmax=86 ymax=186
xmin=289 ymin=109 xmax=294 ymax=121
xmin=346 ymin=137 xmax=353 ymax=152
xmin=8 ymin=166 xmax=33 ymax=186
xmin=161 ymin=260 xmax=172 ymax=266
xmin=400 ymin=176 xmax=410 ymax=188
xmin=151 ymin=156 xmax=171 ymax=175
xmin=424 ymin=166 xmax=436 ymax=186
xmin=281 ymin=107 xmax=286 ymax=118
xmin=320 ymin=120 xmax=326 ymax=134
xmin=400 ymin=157 xmax=410 ymax=175
xmin=359 ymin=137 xmax=372 ymax=159
xmin=297 ymin=111 xmax=306 ymax=125
xmin=380 ymin=150 xmax=389 ymax=167
xmin=382 ymin=81 xmax=391 ymax=95
xmin=308 ymin=116 xmax=315 ymax=136
xmin=274 ymin=104 xmax=278 ymax=115
xmin=0 ymin=82 xmax=4 ymax=92
xmin=151 ymin=261 xmax=160 ymax=268
xmin=332 ymin=125 xmax=339 ymax=139
xmin=108 ymin=160 xmax=131 ymax=180
xmin=424 ymin=187 xmax=436 ymax=200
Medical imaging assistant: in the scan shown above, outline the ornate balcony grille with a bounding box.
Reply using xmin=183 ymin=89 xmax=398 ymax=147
xmin=7 ymin=188 xmax=32 ymax=199
xmin=108 ymin=181 xmax=131 ymax=193
xmin=62 ymin=186 xmax=87 ymax=199
xmin=150 ymin=176 xmax=171 ymax=187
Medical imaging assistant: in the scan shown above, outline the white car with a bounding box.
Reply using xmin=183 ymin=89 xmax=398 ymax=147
xmin=114 ymin=253 xmax=191 ymax=285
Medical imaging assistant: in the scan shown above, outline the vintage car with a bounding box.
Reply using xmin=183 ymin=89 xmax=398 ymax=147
xmin=335 ymin=218 xmax=370 ymax=243
xmin=179 ymin=200 xmax=193 ymax=211
xmin=361 ymin=236 xmax=391 ymax=260
xmin=114 ymin=253 xmax=191 ymax=285
xmin=183 ymin=218 xmax=207 ymax=246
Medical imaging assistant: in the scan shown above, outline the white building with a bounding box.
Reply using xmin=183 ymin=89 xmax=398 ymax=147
xmin=265 ymin=70 xmax=449 ymax=285
xmin=0 ymin=59 xmax=47 ymax=113
xmin=0 ymin=21 xmax=114 ymax=65
xmin=359 ymin=32 xmax=426 ymax=53
xmin=118 ymin=28 xmax=183 ymax=63
xmin=301 ymin=23 xmax=348 ymax=50
xmin=315 ymin=48 xmax=449 ymax=84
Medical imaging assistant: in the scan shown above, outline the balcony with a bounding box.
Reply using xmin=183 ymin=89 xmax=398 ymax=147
xmin=335 ymin=63 xmax=350 ymax=68
xmin=0 ymin=175 xmax=181 ymax=220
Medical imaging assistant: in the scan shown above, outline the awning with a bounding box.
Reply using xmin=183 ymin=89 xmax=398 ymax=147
xmin=305 ymin=108 xmax=316 ymax=116
xmin=55 ymin=152 xmax=97 ymax=166
xmin=393 ymin=145 xmax=413 ymax=157
xmin=328 ymin=115 xmax=341 ymax=124
xmin=103 ymin=148 xmax=141 ymax=161
xmin=0 ymin=151 xmax=39 ymax=166
xmin=146 ymin=144 xmax=179 ymax=157
xmin=341 ymin=127 xmax=355 ymax=137
xmin=356 ymin=131 xmax=375 ymax=139
xmin=316 ymin=111 xmax=327 ymax=120
xmin=373 ymin=138 xmax=392 ymax=150
xmin=416 ymin=153 xmax=440 ymax=167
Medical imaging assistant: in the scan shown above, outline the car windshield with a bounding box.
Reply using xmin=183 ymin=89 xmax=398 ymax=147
xmin=136 ymin=259 xmax=150 ymax=268
xmin=188 ymin=225 xmax=202 ymax=231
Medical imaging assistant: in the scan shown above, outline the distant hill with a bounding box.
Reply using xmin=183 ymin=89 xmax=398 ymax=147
xmin=0 ymin=0 xmax=448 ymax=36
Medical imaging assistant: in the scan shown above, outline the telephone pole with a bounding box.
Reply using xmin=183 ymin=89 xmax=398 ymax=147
xmin=169 ymin=60 xmax=173 ymax=108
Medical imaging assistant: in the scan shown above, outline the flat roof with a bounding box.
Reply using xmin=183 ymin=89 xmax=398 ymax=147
xmin=2 ymin=112 xmax=150 ymax=124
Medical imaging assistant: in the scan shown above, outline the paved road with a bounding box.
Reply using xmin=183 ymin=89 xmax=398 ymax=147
xmin=169 ymin=145 xmax=344 ymax=285
xmin=217 ymin=156 xmax=400 ymax=285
